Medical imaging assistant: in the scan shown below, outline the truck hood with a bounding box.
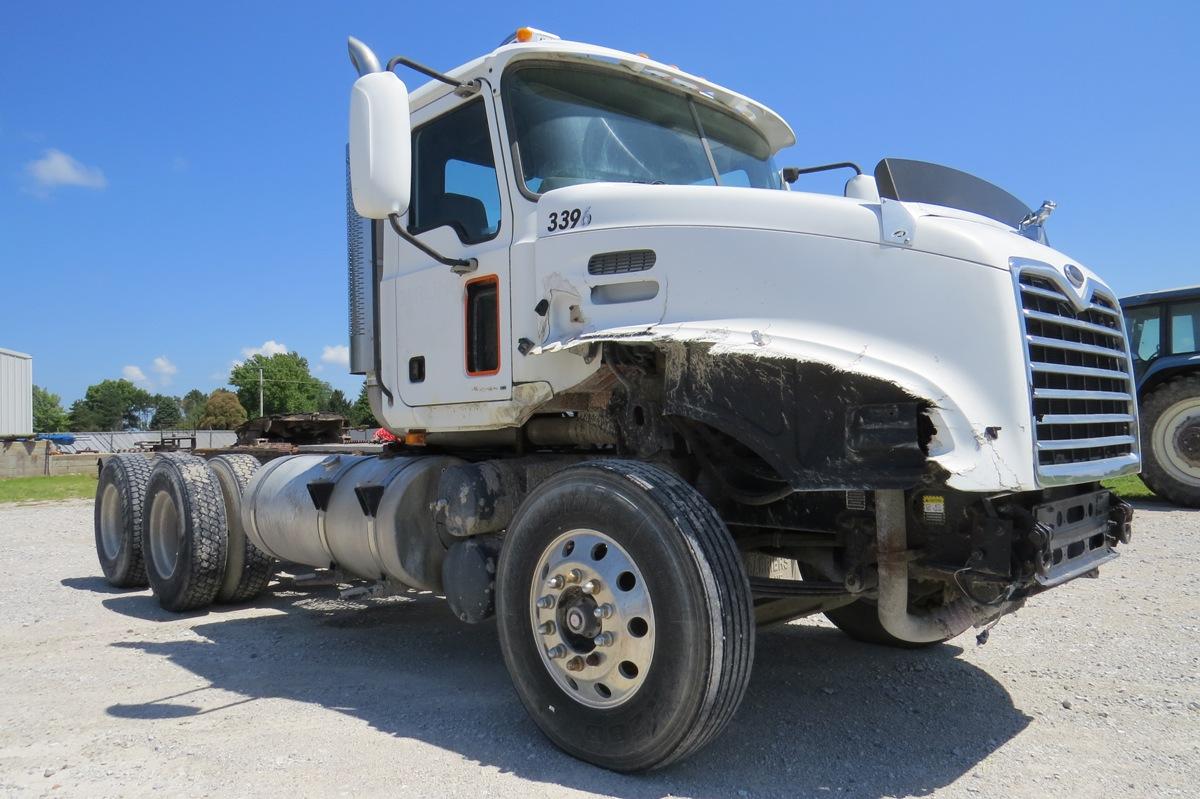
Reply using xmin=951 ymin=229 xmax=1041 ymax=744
xmin=538 ymin=182 xmax=1096 ymax=283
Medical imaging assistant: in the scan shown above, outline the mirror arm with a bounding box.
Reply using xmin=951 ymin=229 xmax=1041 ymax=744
xmin=781 ymin=162 xmax=863 ymax=184
xmin=389 ymin=214 xmax=478 ymax=275
xmin=385 ymin=56 xmax=482 ymax=97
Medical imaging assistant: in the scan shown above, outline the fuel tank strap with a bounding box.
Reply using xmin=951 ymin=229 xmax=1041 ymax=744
xmin=355 ymin=482 xmax=390 ymax=580
xmin=315 ymin=509 xmax=335 ymax=567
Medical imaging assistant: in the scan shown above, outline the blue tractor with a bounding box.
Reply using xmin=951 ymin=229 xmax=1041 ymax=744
xmin=1121 ymin=286 xmax=1200 ymax=506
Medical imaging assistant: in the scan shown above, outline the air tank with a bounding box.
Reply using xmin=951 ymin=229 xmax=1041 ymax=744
xmin=242 ymin=453 xmax=461 ymax=590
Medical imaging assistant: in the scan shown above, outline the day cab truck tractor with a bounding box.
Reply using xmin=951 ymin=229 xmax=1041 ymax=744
xmin=92 ymin=28 xmax=1139 ymax=771
xmin=1121 ymin=285 xmax=1200 ymax=506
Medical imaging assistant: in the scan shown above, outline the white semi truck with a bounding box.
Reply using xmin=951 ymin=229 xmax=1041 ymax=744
xmin=93 ymin=28 xmax=1140 ymax=771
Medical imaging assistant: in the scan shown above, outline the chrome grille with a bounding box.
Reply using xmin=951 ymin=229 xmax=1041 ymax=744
xmin=1015 ymin=267 xmax=1139 ymax=482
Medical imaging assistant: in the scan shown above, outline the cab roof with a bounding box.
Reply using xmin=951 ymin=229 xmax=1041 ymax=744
xmin=1120 ymin=285 xmax=1200 ymax=308
xmin=406 ymin=37 xmax=796 ymax=154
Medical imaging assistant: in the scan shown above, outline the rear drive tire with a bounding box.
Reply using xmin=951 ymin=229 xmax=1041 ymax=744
xmin=206 ymin=454 xmax=273 ymax=603
xmin=496 ymin=460 xmax=754 ymax=771
xmin=94 ymin=454 xmax=155 ymax=588
xmin=142 ymin=454 xmax=228 ymax=612
xmin=1139 ymin=375 xmax=1200 ymax=508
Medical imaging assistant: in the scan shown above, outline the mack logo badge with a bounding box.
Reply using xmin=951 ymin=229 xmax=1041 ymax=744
xmin=1064 ymin=264 xmax=1085 ymax=287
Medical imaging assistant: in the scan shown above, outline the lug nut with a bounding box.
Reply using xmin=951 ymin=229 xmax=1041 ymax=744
xmin=536 ymin=595 xmax=556 ymax=610
xmin=566 ymin=568 xmax=583 ymax=584
xmin=593 ymin=603 xmax=614 ymax=620
xmin=585 ymin=652 xmax=602 ymax=667
xmin=593 ymin=632 xmax=615 ymax=647
xmin=547 ymin=644 xmax=567 ymax=659
xmin=546 ymin=574 xmax=565 ymax=589
xmin=582 ymin=579 xmax=602 ymax=595
xmin=538 ymin=621 xmax=556 ymax=635
xmin=565 ymin=656 xmax=584 ymax=672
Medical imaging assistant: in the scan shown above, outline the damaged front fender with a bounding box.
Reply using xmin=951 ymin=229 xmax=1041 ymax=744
xmin=534 ymin=320 xmax=1033 ymax=492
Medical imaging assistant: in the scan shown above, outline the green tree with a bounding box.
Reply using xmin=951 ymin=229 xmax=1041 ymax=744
xmin=197 ymin=389 xmax=248 ymax=429
xmin=324 ymin=389 xmax=352 ymax=417
xmin=229 ymin=352 xmax=327 ymax=417
xmin=149 ymin=394 xmax=183 ymax=429
xmin=32 ymin=386 xmax=69 ymax=433
xmin=348 ymin=383 xmax=379 ymax=427
xmin=68 ymin=379 xmax=154 ymax=431
xmin=180 ymin=389 xmax=208 ymax=428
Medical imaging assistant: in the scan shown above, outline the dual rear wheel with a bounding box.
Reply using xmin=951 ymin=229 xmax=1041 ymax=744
xmin=94 ymin=453 xmax=272 ymax=610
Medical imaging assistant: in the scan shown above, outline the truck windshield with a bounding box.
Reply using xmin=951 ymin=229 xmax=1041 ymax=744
xmin=505 ymin=65 xmax=781 ymax=194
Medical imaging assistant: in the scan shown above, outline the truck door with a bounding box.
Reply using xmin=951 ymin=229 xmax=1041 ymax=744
xmin=387 ymin=88 xmax=512 ymax=407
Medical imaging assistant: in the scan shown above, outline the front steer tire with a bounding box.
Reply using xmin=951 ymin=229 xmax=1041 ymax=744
xmin=1139 ymin=375 xmax=1200 ymax=508
xmin=94 ymin=454 xmax=156 ymax=588
xmin=496 ymin=460 xmax=754 ymax=772
xmin=142 ymin=454 xmax=228 ymax=612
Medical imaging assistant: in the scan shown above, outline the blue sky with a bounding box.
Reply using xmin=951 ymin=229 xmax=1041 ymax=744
xmin=3 ymin=1 xmax=1197 ymax=404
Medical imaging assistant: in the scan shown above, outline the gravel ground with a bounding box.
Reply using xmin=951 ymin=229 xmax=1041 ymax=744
xmin=0 ymin=498 xmax=1196 ymax=798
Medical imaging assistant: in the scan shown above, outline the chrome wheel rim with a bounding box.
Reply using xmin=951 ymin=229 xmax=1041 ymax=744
xmin=529 ymin=529 xmax=655 ymax=709
xmin=148 ymin=490 xmax=181 ymax=579
xmin=99 ymin=483 xmax=123 ymax=560
xmin=1153 ymin=397 xmax=1200 ymax=485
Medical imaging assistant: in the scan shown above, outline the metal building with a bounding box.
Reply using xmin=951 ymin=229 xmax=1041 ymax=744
xmin=0 ymin=348 xmax=34 ymax=438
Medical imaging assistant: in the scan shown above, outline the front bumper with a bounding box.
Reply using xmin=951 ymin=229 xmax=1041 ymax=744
xmin=1031 ymin=489 xmax=1133 ymax=588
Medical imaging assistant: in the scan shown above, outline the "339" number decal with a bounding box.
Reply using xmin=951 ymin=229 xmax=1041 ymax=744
xmin=547 ymin=207 xmax=592 ymax=232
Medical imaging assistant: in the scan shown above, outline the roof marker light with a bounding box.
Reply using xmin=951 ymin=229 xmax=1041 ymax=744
xmin=501 ymin=27 xmax=561 ymax=45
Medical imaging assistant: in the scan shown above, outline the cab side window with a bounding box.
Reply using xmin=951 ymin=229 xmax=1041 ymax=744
xmin=1169 ymin=301 xmax=1200 ymax=355
xmin=410 ymin=100 xmax=501 ymax=244
xmin=1127 ymin=305 xmax=1162 ymax=363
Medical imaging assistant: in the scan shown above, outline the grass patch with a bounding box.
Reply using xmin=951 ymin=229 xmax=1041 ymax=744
xmin=0 ymin=473 xmax=98 ymax=504
xmin=1101 ymin=474 xmax=1156 ymax=501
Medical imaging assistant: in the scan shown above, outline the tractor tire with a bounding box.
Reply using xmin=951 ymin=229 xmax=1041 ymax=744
xmin=142 ymin=453 xmax=228 ymax=612
xmin=206 ymin=454 xmax=273 ymax=603
xmin=496 ymin=460 xmax=754 ymax=772
xmin=94 ymin=454 xmax=156 ymax=588
xmin=1139 ymin=375 xmax=1200 ymax=508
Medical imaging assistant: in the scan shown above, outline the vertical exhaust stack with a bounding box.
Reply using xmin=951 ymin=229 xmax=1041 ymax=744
xmin=346 ymin=150 xmax=375 ymax=376
xmin=345 ymin=36 xmax=383 ymax=377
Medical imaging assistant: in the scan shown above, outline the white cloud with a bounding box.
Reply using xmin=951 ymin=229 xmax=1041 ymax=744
xmin=122 ymin=365 xmax=150 ymax=386
xmin=241 ymin=340 xmax=289 ymax=359
xmin=152 ymin=356 xmax=178 ymax=385
xmin=26 ymin=149 xmax=107 ymax=193
xmin=321 ymin=344 xmax=350 ymax=368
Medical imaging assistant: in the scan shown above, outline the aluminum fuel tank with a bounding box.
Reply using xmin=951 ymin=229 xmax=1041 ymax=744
xmin=242 ymin=453 xmax=461 ymax=590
